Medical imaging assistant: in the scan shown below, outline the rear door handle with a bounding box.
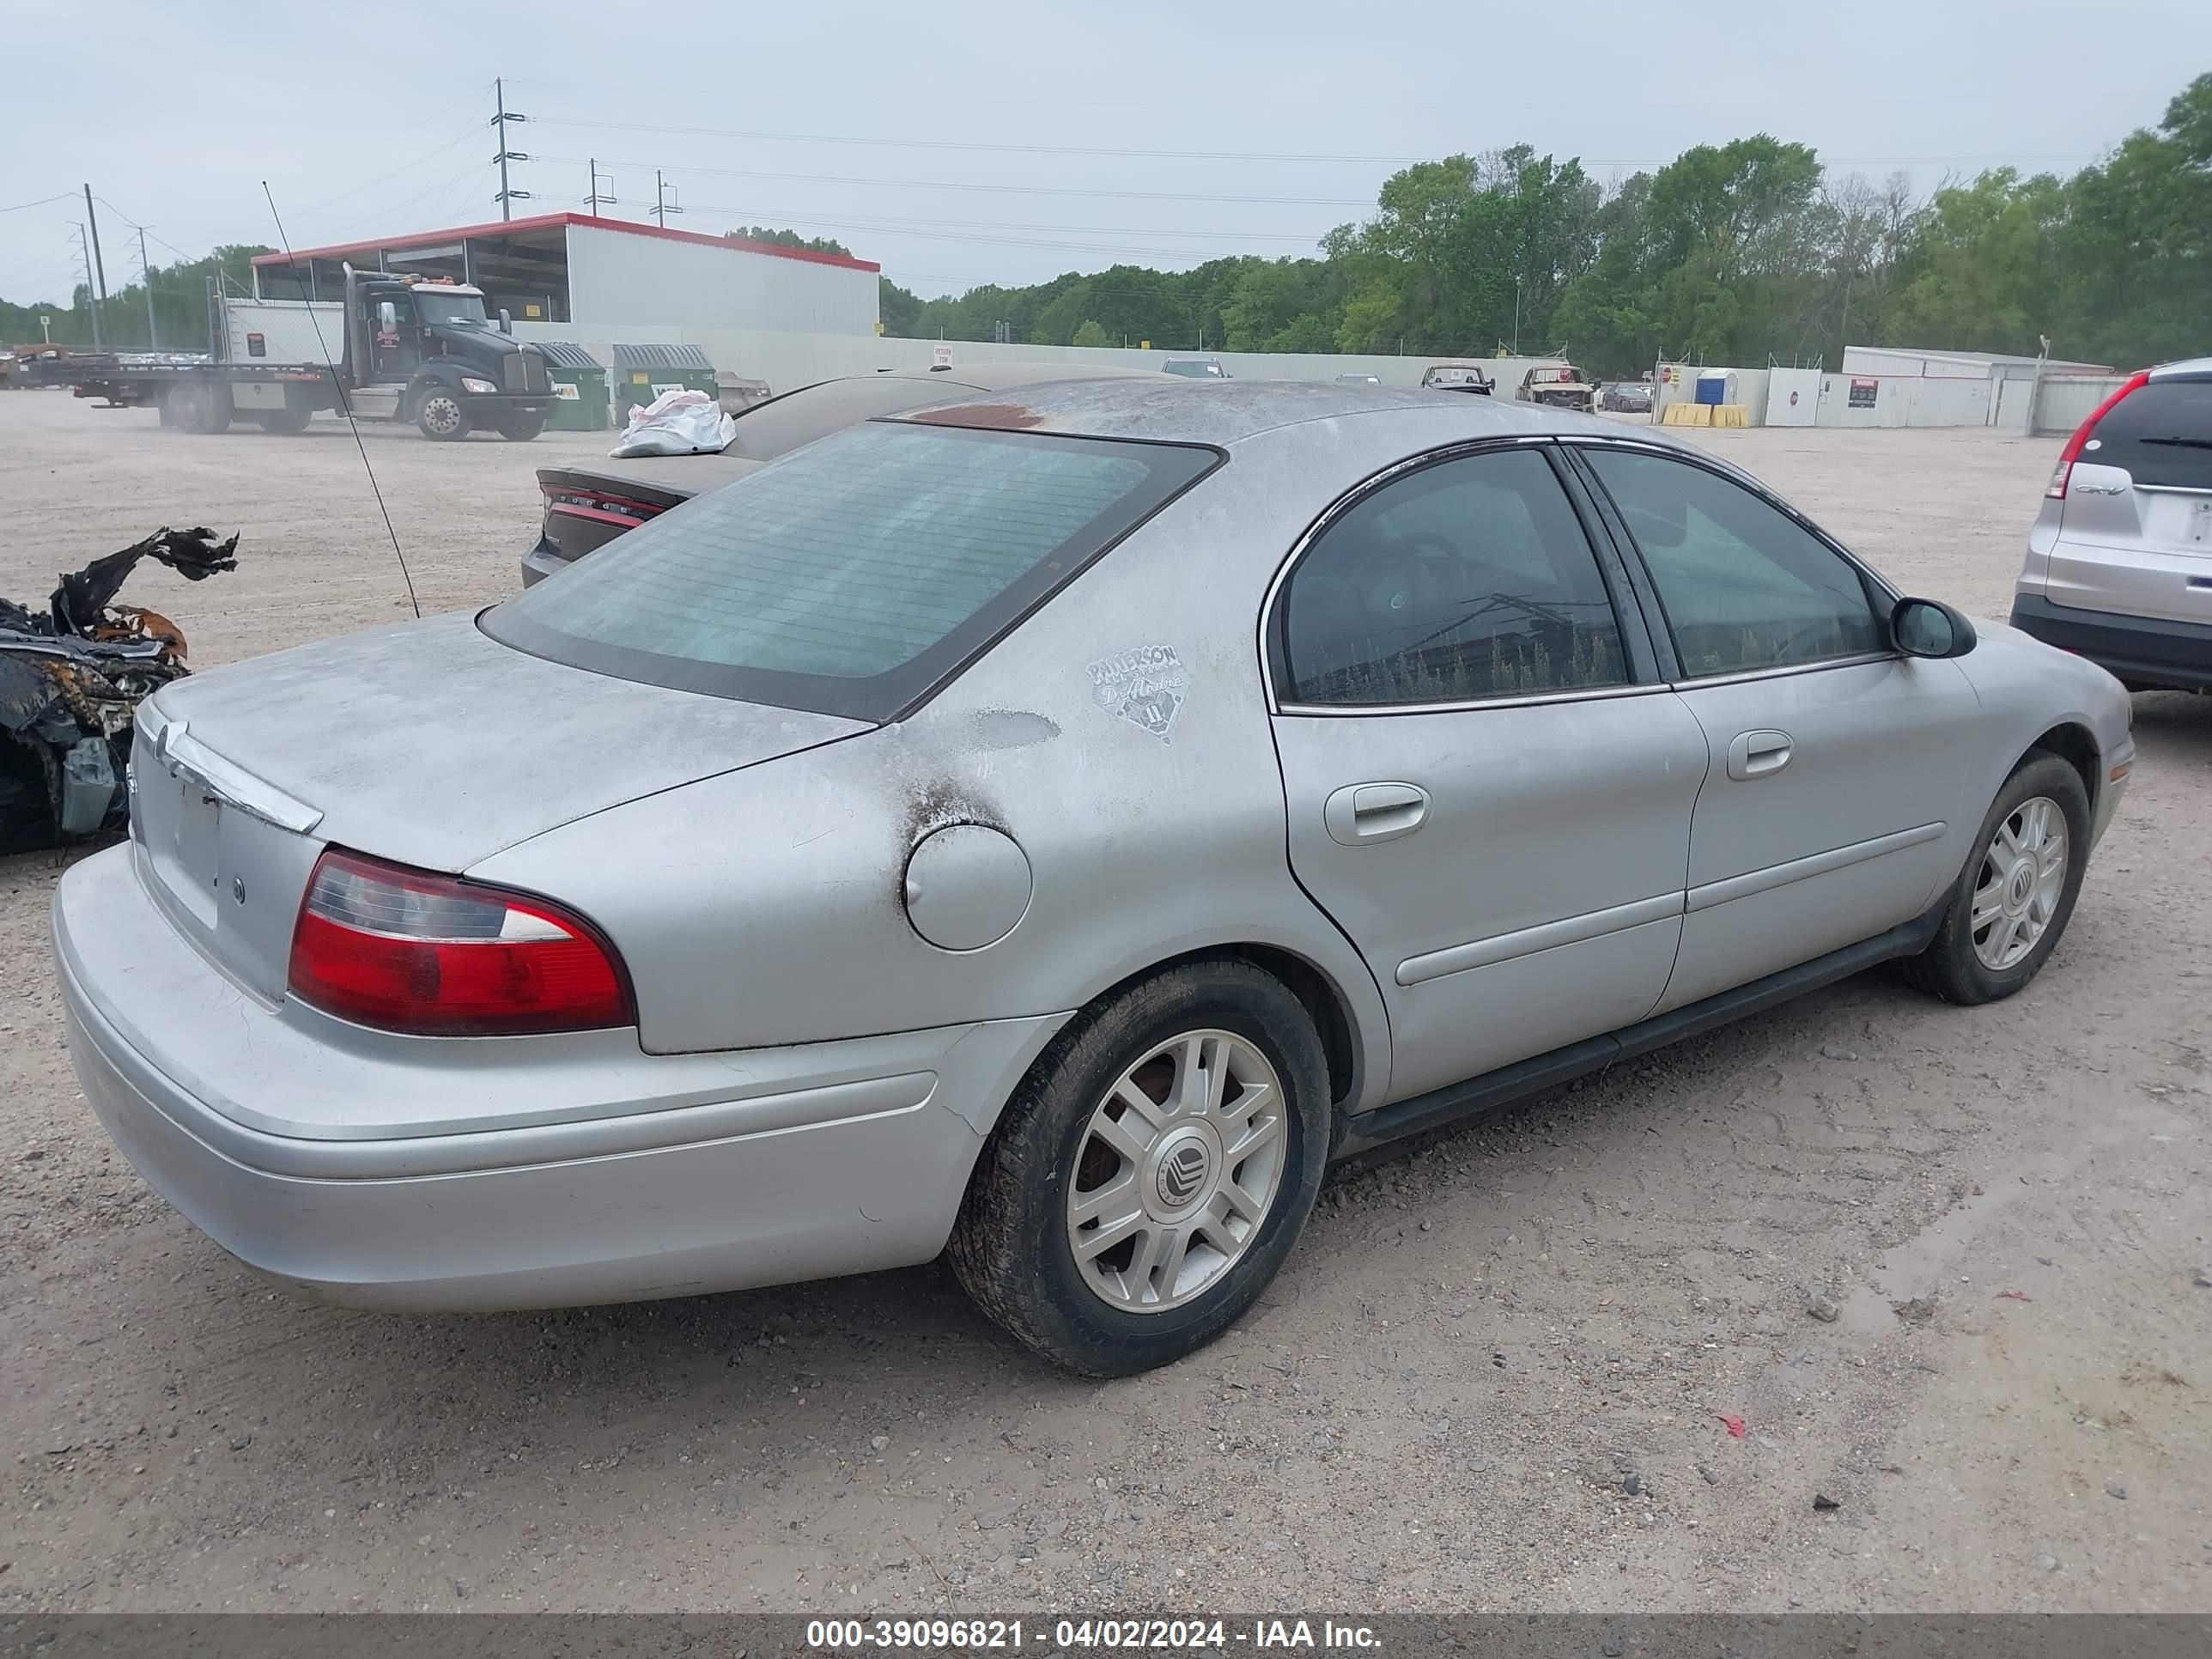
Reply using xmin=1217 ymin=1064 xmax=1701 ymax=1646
xmin=1323 ymin=781 xmax=1430 ymax=845
xmin=1727 ymin=729 xmax=1793 ymax=781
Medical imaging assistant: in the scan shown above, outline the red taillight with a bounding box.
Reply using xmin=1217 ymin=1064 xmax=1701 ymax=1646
xmin=2047 ymin=369 xmax=2149 ymax=500
xmin=288 ymin=848 xmax=633 ymax=1036
xmin=539 ymin=480 xmax=660 ymax=526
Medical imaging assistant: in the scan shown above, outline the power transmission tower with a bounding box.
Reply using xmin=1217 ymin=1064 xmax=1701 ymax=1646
xmin=586 ymin=159 xmax=616 ymax=213
xmin=67 ymin=223 xmax=99 ymax=349
xmin=654 ymin=169 xmax=682 ymax=228
xmin=492 ymin=78 xmax=532 ymax=219
xmin=82 ymin=185 xmax=110 ymax=350
xmin=131 ymin=225 xmax=158 ymax=349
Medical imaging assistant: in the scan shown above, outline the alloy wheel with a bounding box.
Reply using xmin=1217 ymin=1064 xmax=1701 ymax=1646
xmin=1971 ymin=794 xmax=2069 ymax=970
xmin=1065 ymin=1029 xmax=1288 ymax=1315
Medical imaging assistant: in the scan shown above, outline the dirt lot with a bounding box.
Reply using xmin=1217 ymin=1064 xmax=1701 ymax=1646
xmin=1 ymin=392 xmax=2206 ymax=1614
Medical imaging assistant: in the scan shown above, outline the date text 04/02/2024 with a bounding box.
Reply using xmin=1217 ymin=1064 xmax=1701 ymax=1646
xmin=805 ymin=1619 xmax=1382 ymax=1650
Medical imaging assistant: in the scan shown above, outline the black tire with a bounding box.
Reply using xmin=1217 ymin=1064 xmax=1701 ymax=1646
xmin=164 ymin=381 xmax=214 ymax=434
xmin=949 ymin=960 xmax=1332 ymax=1376
xmin=1903 ymin=752 xmax=2092 ymax=1005
xmin=414 ymin=387 xmax=470 ymax=441
xmin=254 ymin=404 xmax=312 ymax=434
xmin=496 ymin=413 xmax=546 ymax=442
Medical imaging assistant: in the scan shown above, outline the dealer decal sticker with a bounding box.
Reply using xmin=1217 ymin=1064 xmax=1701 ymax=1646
xmin=1088 ymin=644 xmax=1190 ymax=740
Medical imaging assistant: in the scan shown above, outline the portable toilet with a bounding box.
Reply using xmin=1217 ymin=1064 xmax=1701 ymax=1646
xmin=1695 ymin=369 xmax=1737 ymax=406
xmin=611 ymin=343 xmax=720 ymax=422
xmin=535 ymin=342 xmax=607 ymax=431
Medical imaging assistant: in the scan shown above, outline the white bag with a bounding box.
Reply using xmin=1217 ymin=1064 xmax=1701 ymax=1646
xmin=608 ymin=388 xmax=737 ymax=458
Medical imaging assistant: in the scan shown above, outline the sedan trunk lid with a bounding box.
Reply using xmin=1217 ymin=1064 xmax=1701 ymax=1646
xmin=132 ymin=612 xmax=867 ymax=1001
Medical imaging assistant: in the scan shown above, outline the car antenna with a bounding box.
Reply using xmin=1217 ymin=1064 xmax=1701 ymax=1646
xmin=260 ymin=181 xmax=422 ymax=620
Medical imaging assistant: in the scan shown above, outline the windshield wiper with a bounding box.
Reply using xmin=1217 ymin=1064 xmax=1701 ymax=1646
xmin=2140 ymin=436 xmax=2212 ymax=450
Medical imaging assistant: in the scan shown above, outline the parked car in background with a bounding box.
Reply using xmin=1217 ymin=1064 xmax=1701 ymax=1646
xmin=1335 ymin=374 xmax=1382 ymax=386
xmin=58 ymin=380 xmax=2130 ymax=1377
xmin=1420 ymin=362 xmax=1494 ymax=395
xmin=1603 ymin=380 xmax=1655 ymax=414
xmin=524 ymin=362 xmax=1173 ymax=586
xmin=1162 ymin=356 xmax=1230 ymax=380
xmin=2011 ymin=356 xmax=2212 ymax=692
xmin=1516 ymin=362 xmax=1597 ymax=412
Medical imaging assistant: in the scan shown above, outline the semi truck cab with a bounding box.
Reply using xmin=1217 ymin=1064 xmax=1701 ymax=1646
xmin=338 ymin=270 xmax=556 ymax=441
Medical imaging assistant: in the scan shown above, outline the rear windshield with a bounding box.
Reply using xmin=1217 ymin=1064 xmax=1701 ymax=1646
xmin=2087 ymin=380 xmax=2212 ymax=490
xmin=484 ymin=420 xmax=1218 ymax=721
xmin=720 ymin=374 xmax=994 ymax=463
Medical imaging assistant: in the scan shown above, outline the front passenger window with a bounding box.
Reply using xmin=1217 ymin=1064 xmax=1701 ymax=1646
xmin=1583 ymin=447 xmax=1884 ymax=678
xmin=1279 ymin=447 xmax=1628 ymax=707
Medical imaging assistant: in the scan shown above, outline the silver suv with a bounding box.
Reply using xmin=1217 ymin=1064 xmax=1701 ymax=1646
xmin=2012 ymin=358 xmax=2212 ymax=691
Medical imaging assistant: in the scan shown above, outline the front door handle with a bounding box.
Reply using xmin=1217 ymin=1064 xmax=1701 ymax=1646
xmin=1728 ymin=729 xmax=1793 ymax=781
xmin=1323 ymin=781 xmax=1431 ymax=846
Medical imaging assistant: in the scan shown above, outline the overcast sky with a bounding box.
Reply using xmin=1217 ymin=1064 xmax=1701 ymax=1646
xmin=3 ymin=1 xmax=2205 ymax=308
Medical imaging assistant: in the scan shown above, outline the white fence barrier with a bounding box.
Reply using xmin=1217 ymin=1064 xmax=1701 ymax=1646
xmin=2029 ymin=374 xmax=2131 ymax=437
xmin=512 ymin=319 xmax=1579 ymax=398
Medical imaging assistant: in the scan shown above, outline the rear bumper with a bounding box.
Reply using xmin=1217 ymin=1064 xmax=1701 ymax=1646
xmin=2008 ymin=592 xmax=2212 ymax=692
xmin=52 ymin=844 xmax=1064 ymax=1312
xmin=520 ymin=535 xmax=569 ymax=586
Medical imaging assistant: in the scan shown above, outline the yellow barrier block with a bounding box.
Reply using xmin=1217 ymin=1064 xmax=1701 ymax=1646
xmin=1661 ymin=403 xmax=1712 ymax=427
xmin=1711 ymin=404 xmax=1749 ymax=428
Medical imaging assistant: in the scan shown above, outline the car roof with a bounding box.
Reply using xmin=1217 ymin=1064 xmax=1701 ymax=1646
xmin=2148 ymin=357 xmax=2212 ymax=383
xmin=564 ymin=364 xmax=1179 ymax=495
xmin=887 ymin=376 xmax=1621 ymax=447
xmin=877 ymin=362 xmax=1176 ymax=389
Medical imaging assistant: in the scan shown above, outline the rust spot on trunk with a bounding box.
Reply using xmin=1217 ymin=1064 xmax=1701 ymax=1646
xmin=906 ymin=402 xmax=1042 ymax=430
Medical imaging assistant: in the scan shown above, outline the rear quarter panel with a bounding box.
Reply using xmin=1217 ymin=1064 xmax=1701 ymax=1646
xmin=471 ymin=418 xmax=1504 ymax=1118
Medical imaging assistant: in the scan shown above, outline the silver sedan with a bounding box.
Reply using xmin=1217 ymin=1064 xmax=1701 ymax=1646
xmin=53 ymin=380 xmax=2133 ymax=1376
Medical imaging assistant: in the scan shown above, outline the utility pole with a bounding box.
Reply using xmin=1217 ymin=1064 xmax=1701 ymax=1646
xmin=82 ymin=185 xmax=109 ymax=350
xmin=492 ymin=78 xmax=532 ymax=219
xmin=133 ymin=226 xmax=158 ymax=349
xmin=654 ymin=170 xmax=682 ymax=228
xmin=586 ymin=158 xmax=616 ymax=213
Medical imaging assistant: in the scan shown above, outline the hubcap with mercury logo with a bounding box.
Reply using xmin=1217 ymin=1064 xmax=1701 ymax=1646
xmin=1065 ymin=1029 xmax=1289 ymax=1315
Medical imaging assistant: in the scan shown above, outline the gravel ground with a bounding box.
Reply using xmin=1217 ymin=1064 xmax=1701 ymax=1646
xmin=1 ymin=392 xmax=2206 ymax=1613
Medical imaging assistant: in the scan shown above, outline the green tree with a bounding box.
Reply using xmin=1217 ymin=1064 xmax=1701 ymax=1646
xmin=3 ymin=243 xmax=271 ymax=352
xmin=1071 ymin=319 xmax=1109 ymax=348
xmin=727 ymin=227 xmax=854 ymax=257
xmin=1886 ymin=168 xmax=2069 ymax=354
xmin=878 ymin=277 xmax=922 ymax=337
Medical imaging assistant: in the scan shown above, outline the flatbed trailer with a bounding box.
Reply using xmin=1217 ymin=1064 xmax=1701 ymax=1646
xmin=70 ymin=267 xmax=556 ymax=441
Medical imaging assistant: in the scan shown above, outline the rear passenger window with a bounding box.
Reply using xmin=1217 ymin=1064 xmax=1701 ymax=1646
xmin=1582 ymin=447 xmax=1884 ymax=678
xmin=2083 ymin=381 xmax=2212 ymax=491
xmin=1279 ymin=447 xmax=1628 ymax=706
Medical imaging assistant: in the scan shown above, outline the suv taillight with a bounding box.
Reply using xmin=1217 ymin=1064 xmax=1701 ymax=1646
xmin=2047 ymin=369 xmax=2149 ymax=500
xmin=288 ymin=848 xmax=632 ymax=1036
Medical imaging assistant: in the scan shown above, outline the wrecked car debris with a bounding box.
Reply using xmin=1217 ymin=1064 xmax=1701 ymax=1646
xmin=0 ymin=526 xmax=239 ymax=854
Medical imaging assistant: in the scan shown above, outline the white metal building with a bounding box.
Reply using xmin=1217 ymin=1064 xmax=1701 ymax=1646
xmin=1839 ymin=344 xmax=2112 ymax=380
xmin=251 ymin=213 xmax=879 ymax=338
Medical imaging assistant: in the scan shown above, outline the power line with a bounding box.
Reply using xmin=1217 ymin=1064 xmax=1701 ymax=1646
xmin=1 ymin=191 xmax=75 ymax=214
xmin=530 ymin=115 xmax=1431 ymax=165
xmin=529 ymin=153 xmax=1375 ymax=208
xmin=668 ymin=204 xmax=1320 ymax=261
xmin=674 ymin=204 xmax=1328 ymax=243
xmin=526 ymin=115 xmax=2099 ymax=172
xmin=286 ymin=113 xmax=495 ymax=218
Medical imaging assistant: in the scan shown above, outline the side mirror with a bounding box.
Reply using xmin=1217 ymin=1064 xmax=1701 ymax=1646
xmin=377 ymin=301 xmax=397 ymax=331
xmin=1892 ymin=596 xmax=1977 ymax=659
xmin=499 ymin=309 xmax=513 ymax=335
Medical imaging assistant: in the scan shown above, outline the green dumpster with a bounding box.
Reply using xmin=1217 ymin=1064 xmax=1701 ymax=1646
xmin=535 ymin=341 xmax=608 ymax=431
xmin=611 ymin=342 xmax=719 ymax=422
